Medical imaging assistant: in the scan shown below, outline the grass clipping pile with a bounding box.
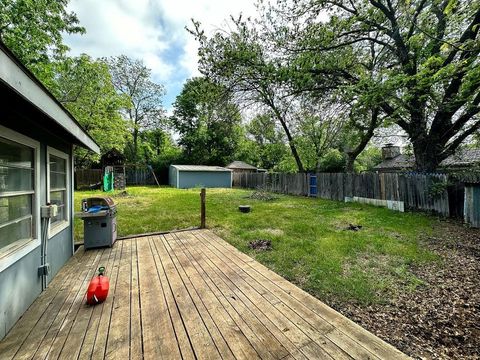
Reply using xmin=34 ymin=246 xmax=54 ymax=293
xmin=336 ymin=221 xmax=480 ymax=359
xmin=247 ymin=187 xmax=278 ymax=201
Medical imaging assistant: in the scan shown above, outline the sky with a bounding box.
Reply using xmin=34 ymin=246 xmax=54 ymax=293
xmin=63 ymin=0 xmax=258 ymax=113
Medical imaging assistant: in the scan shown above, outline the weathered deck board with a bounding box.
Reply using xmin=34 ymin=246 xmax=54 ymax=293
xmin=0 ymin=230 xmax=409 ymax=360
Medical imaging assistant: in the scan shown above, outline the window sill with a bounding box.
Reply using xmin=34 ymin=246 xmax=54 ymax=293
xmin=48 ymin=220 xmax=69 ymax=239
xmin=0 ymin=238 xmax=40 ymax=273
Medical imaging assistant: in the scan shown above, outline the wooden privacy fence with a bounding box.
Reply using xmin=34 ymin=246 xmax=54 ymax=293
xmin=233 ymin=172 xmax=453 ymax=217
xmin=75 ymin=167 xmax=159 ymax=189
xmin=234 ymin=172 xmax=309 ymax=196
xmin=75 ymin=169 xmax=102 ymax=189
xmin=125 ymin=167 xmax=156 ymax=186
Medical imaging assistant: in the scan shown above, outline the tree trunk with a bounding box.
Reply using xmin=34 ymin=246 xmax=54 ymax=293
xmin=406 ymin=108 xmax=445 ymax=172
xmin=345 ymin=154 xmax=356 ymax=173
xmin=272 ymin=109 xmax=305 ymax=172
xmin=412 ymin=139 xmax=443 ymax=172
xmin=288 ymin=139 xmax=305 ymax=173
xmin=133 ymin=127 xmax=139 ymax=165
xmin=344 ymin=108 xmax=379 ymax=173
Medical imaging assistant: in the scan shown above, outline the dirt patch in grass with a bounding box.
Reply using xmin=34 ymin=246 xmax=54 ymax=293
xmin=332 ymin=220 xmax=480 ymax=359
xmin=248 ymin=239 xmax=272 ymax=251
xmin=112 ymin=190 xmax=134 ymax=198
xmin=345 ymin=223 xmax=363 ymax=231
xmin=247 ymin=189 xmax=278 ymax=201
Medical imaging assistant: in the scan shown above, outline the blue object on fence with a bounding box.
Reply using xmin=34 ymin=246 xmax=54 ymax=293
xmin=309 ymin=175 xmax=317 ymax=196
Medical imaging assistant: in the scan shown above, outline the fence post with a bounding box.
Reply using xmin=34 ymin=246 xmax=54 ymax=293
xmin=200 ymin=188 xmax=206 ymax=229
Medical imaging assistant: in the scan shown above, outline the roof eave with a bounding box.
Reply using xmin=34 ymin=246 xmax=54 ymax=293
xmin=0 ymin=43 xmax=100 ymax=153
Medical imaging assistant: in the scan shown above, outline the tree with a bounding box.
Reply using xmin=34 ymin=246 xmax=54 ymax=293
xmin=137 ymin=129 xmax=181 ymax=168
xmin=53 ymin=55 xmax=131 ymax=167
xmin=318 ymin=148 xmax=346 ymax=172
xmin=295 ymin=101 xmax=348 ymax=171
xmin=107 ymin=55 xmax=166 ymax=164
xmin=343 ymin=107 xmax=383 ymax=172
xmin=355 ymin=146 xmax=383 ymax=172
xmin=246 ymin=114 xmax=290 ymax=170
xmin=190 ymin=19 xmax=306 ymax=172
xmin=170 ymin=77 xmax=243 ymax=165
xmin=270 ymin=0 xmax=480 ymax=172
xmin=0 ymin=0 xmax=85 ymax=86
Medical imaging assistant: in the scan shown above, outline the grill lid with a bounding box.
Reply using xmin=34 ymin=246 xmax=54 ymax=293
xmin=83 ymin=196 xmax=116 ymax=210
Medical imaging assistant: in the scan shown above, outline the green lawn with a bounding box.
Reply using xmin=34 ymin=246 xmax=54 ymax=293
xmin=75 ymin=186 xmax=437 ymax=305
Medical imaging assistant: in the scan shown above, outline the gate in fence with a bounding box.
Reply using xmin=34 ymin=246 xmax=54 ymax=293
xmin=308 ymin=174 xmax=317 ymax=197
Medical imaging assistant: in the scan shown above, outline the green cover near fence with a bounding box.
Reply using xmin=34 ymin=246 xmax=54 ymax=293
xmin=103 ymin=172 xmax=114 ymax=192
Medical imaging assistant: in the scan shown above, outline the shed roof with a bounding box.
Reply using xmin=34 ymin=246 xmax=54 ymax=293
xmin=0 ymin=41 xmax=99 ymax=153
xmin=226 ymin=161 xmax=258 ymax=170
xmin=171 ymin=165 xmax=232 ymax=172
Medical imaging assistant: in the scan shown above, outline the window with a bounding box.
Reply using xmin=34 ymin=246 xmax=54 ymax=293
xmin=0 ymin=127 xmax=40 ymax=268
xmin=47 ymin=148 xmax=69 ymax=237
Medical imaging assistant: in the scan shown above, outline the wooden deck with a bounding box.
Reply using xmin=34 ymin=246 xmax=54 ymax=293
xmin=0 ymin=230 xmax=408 ymax=359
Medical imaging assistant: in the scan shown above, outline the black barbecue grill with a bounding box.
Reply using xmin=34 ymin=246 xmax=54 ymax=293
xmin=76 ymin=197 xmax=117 ymax=249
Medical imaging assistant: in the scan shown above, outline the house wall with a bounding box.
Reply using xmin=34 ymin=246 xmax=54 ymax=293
xmin=0 ymin=104 xmax=74 ymax=339
xmin=177 ymin=171 xmax=232 ymax=189
xmin=169 ymin=166 xmax=178 ymax=187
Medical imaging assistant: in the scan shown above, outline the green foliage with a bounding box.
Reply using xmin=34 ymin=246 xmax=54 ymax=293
xmin=51 ymin=55 xmax=131 ymax=167
xmin=1 ymin=0 xmax=168 ymax=171
xmin=233 ymin=137 xmax=261 ymax=167
xmin=0 ymin=0 xmax=85 ymax=85
xmin=274 ymin=155 xmax=299 ymax=173
xmin=269 ymin=0 xmax=480 ymax=171
xmin=107 ymin=55 xmax=166 ymax=164
xmin=189 ymin=19 xmax=307 ymax=172
xmin=170 ymin=77 xmax=242 ymax=165
xmin=318 ymin=149 xmax=346 ymax=173
xmin=355 ymin=147 xmax=383 ymax=173
xmin=244 ymin=114 xmax=290 ymax=170
xmin=428 ymin=179 xmax=449 ymax=199
xmin=136 ymin=129 xmax=182 ymax=171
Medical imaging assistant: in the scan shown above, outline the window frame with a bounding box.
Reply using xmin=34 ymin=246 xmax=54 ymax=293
xmin=0 ymin=125 xmax=41 ymax=272
xmin=46 ymin=146 xmax=70 ymax=239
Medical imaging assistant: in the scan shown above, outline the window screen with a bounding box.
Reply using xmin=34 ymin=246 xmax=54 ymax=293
xmin=49 ymin=154 xmax=67 ymax=227
xmin=0 ymin=137 xmax=35 ymax=250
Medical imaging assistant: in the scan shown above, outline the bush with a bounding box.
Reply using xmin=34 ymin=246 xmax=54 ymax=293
xmin=318 ymin=149 xmax=346 ymax=172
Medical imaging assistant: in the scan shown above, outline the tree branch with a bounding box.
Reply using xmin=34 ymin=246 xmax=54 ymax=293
xmin=443 ymin=7 xmax=480 ymax=67
xmin=407 ymin=0 xmax=428 ymax=39
xmin=444 ymin=119 xmax=480 ymax=157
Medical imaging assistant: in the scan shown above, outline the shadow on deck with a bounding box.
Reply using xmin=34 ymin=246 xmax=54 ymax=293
xmin=0 ymin=230 xmax=408 ymax=359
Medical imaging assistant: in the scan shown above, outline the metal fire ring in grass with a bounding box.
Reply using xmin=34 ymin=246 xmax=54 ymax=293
xmin=239 ymin=205 xmax=251 ymax=213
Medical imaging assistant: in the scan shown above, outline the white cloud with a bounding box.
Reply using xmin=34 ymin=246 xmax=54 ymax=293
xmin=64 ymin=0 xmax=258 ymax=106
xmin=156 ymin=1 xmax=257 ymax=77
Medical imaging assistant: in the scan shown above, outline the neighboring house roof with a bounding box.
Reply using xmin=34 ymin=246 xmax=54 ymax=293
xmin=171 ymin=165 xmax=232 ymax=172
xmin=101 ymin=148 xmax=126 ymax=166
xmin=440 ymin=149 xmax=480 ymax=168
xmin=374 ymin=154 xmax=415 ymax=171
xmin=226 ymin=161 xmax=258 ymax=170
xmin=0 ymin=41 xmax=100 ymax=153
xmin=374 ymin=148 xmax=480 ymax=171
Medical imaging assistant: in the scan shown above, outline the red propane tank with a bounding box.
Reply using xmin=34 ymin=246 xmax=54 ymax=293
xmin=86 ymin=267 xmax=109 ymax=305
